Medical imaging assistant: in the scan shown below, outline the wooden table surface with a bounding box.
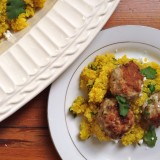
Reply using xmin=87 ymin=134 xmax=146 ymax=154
xmin=1 ymin=0 xmax=160 ymax=160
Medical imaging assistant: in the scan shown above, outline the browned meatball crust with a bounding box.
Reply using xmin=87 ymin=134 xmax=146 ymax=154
xmin=109 ymin=61 xmax=144 ymax=99
xmin=143 ymin=92 xmax=160 ymax=127
xmin=97 ymin=98 xmax=134 ymax=139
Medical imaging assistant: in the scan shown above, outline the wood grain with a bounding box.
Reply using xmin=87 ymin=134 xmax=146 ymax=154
xmin=0 ymin=0 xmax=160 ymax=160
xmin=104 ymin=0 xmax=160 ymax=29
xmin=0 ymin=128 xmax=60 ymax=160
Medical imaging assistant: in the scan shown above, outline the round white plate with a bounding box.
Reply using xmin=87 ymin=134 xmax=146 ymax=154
xmin=0 ymin=0 xmax=120 ymax=121
xmin=48 ymin=25 xmax=160 ymax=160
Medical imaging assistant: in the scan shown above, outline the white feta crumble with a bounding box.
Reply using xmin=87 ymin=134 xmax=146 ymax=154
xmin=112 ymin=139 xmax=119 ymax=144
xmin=145 ymin=146 xmax=149 ymax=150
xmin=154 ymin=94 xmax=158 ymax=101
xmin=138 ymin=139 xmax=143 ymax=145
xmin=139 ymin=92 xmax=142 ymax=97
xmin=115 ymin=49 xmax=118 ymax=53
xmin=151 ymin=137 xmax=154 ymax=140
xmin=143 ymin=77 xmax=146 ymax=81
xmin=3 ymin=30 xmax=16 ymax=43
xmin=139 ymin=57 xmax=149 ymax=64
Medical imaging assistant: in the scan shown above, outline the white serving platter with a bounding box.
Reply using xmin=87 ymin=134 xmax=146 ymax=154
xmin=0 ymin=0 xmax=120 ymax=121
xmin=48 ymin=25 xmax=160 ymax=160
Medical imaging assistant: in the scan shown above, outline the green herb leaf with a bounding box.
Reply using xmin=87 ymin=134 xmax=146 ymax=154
xmin=87 ymin=80 xmax=94 ymax=91
xmin=143 ymin=106 xmax=150 ymax=116
xmin=140 ymin=66 xmax=157 ymax=79
xmin=7 ymin=0 xmax=26 ymax=20
xmin=143 ymin=126 xmax=157 ymax=147
xmin=88 ymin=63 xmax=97 ymax=71
xmin=69 ymin=107 xmax=77 ymax=118
xmin=112 ymin=58 xmax=117 ymax=61
xmin=147 ymin=99 xmax=154 ymax=104
xmin=148 ymin=84 xmax=155 ymax=94
xmin=90 ymin=112 xmax=97 ymax=115
xmin=116 ymin=96 xmax=129 ymax=117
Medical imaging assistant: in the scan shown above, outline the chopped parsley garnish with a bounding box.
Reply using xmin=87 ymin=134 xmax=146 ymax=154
xmin=140 ymin=66 xmax=157 ymax=79
xmin=88 ymin=63 xmax=97 ymax=71
xmin=143 ymin=126 xmax=157 ymax=147
xmin=90 ymin=111 xmax=97 ymax=115
xmin=147 ymin=99 xmax=154 ymax=104
xmin=112 ymin=58 xmax=117 ymax=61
xmin=148 ymin=84 xmax=155 ymax=94
xmin=143 ymin=106 xmax=150 ymax=116
xmin=116 ymin=96 xmax=129 ymax=117
xmin=87 ymin=80 xmax=94 ymax=91
xmin=7 ymin=0 xmax=26 ymax=20
xmin=87 ymin=84 xmax=93 ymax=91
xmin=69 ymin=107 xmax=77 ymax=118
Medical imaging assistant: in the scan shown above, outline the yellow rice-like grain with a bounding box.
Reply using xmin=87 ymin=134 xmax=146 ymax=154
xmin=0 ymin=0 xmax=8 ymax=37
xmin=79 ymin=118 xmax=91 ymax=140
xmin=121 ymin=124 xmax=144 ymax=146
xmin=91 ymin=121 xmax=110 ymax=141
xmin=10 ymin=13 xmax=28 ymax=31
xmin=0 ymin=0 xmax=46 ymax=38
xmin=80 ymin=67 xmax=97 ymax=90
xmin=69 ymin=96 xmax=87 ymax=115
xmin=89 ymin=64 xmax=116 ymax=103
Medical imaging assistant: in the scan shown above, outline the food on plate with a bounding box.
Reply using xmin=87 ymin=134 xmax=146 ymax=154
xmin=69 ymin=54 xmax=160 ymax=147
xmin=97 ymin=98 xmax=134 ymax=139
xmin=109 ymin=61 xmax=144 ymax=99
xmin=143 ymin=92 xmax=160 ymax=127
xmin=0 ymin=0 xmax=46 ymax=40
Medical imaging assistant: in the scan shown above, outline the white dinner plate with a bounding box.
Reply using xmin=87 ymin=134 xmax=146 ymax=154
xmin=0 ymin=0 xmax=120 ymax=121
xmin=48 ymin=25 xmax=160 ymax=160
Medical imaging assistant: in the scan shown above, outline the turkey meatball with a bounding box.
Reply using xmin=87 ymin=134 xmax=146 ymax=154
xmin=97 ymin=98 xmax=134 ymax=139
xmin=143 ymin=92 xmax=160 ymax=127
xmin=109 ymin=61 xmax=143 ymax=99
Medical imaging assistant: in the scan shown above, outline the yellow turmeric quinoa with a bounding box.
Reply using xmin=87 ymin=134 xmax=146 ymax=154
xmin=0 ymin=0 xmax=46 ymax=39
xmin=70 ymin=53 xmax=160 ymax=146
